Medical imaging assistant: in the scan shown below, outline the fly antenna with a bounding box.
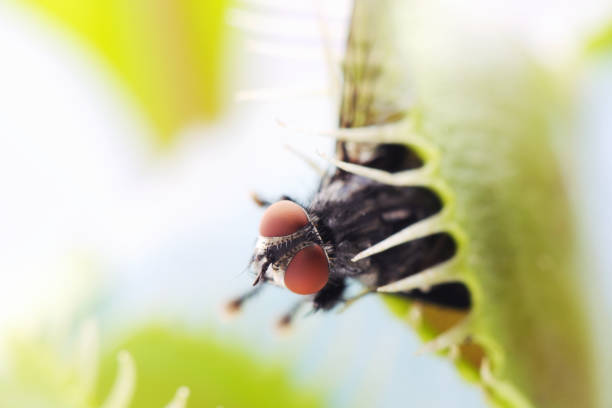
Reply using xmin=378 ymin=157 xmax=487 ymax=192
xmin=252 ymin=270 xmax=265 ymax=286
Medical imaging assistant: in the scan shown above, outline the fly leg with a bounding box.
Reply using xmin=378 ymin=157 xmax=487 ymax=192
xmin=337 ymin=288 xmax=374 ymax=314
xmin=224 ymin=284 xmax=265 ymax=316
xmin=276 ymin=279 xmax=348 ymax=330
xmin=312 ymin=279 xmax=347 ymax=311
xmin=250 ymin=192 xmax=294 ymax=208
xmin=276 ymin=298 xmax=310 ymax=332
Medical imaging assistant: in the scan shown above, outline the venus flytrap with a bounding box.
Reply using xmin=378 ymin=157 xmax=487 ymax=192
xmin=235 ymin=2 xmax=599 ymax=406
xmin=0 ymin=320 xmax=191 ymax=408
xmin=348 ymin=1 xmax=598 ymax=407
xmin=1 ymin=320 xmax=327 ymax=408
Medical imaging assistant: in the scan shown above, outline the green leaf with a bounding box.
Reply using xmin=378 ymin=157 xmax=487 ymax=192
xmin=95 ymin=325 xmax=326 ymax=408
xmin=12 ymin=0 xmax=230 ymax=147
xmin=585 ymin=20 xmax=612 ymax=56
xmin=0 ymin=322 xmax=326 ymax=408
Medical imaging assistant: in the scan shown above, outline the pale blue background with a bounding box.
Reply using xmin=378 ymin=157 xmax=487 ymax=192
xmin=0 ymin=1 xmax=611 ymax=407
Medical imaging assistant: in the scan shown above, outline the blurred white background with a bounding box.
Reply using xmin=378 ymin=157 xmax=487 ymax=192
xmin=0 ymin=0 xmax=611 ymax=407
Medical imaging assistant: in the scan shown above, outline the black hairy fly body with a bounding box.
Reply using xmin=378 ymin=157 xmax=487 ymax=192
xmin=227 ymin=1 xmax=471 ymax=327
xmin=228 ymin=141 xmax=470 ymax=326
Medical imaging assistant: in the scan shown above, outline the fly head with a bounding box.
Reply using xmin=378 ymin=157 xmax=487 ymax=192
xmin=251 ymin=200 xmax=331 ymax=295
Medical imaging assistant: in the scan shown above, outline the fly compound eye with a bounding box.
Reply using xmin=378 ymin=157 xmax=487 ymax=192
xmin=259 ymin=200 xmax=308 ymax=237
xmin=284 ymin=245 xmax=329 ymax=295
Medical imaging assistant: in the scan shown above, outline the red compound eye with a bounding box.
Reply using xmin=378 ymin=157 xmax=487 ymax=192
xmin=259 ymin=200 xmax=308 ymax=237
xmin=285 ymin=245 xmax=329 ymax=295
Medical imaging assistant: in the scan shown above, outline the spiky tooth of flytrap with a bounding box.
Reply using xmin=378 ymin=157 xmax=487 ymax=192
xmin=376 ymin=258 xmax=463 ymax=293
xmin=285 ymin=144 xmax=327 ymax=176
xmin=235 ymin=86 xmax=331 ymax=102
xmin=416 ymin=315 xmax=473 ymax=356
xmin=277 ymin=118 xmax=437 ymax=153
xmin=317 ymin=152 xmax=434 ymax=186
xmin=408 ymin=304 xmax=423 ymax=325
xmin=164 ymin=387 xmax=190 ymax=408
xmin=230 ymin=2 xmax=342 ymax=102
xmin=337 ymin=289 xmax=373 ymax=314
xmin=75 ymin=319 xmax=99 ymax=400
xmin=246 ymin=38 xmax=341 ymax=61
xmin=317 ymin=148 xmax=458 ymax=208
xmin=479 ymin=359 xmax=497 ymax=387
xmin=314 ymin=120 xmax=419 ymax=144
xmin=351 ymin=212 xmax=452 ymax=262
xmin=479 ymin=359 xmax=535 ymax=408
xmin=227 ymin=7 xmax=345 ymax=40
xmin=448 ymin=344 xmax=461 ymax=361
xmin=100 ymin=351 xmax=136 ymax=408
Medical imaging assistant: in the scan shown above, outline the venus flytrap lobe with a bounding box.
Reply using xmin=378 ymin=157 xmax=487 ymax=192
xmin=366 ymin=1 xmax=596 ymax=407
xmin=234 ymin=1 xmax=599 ymax=407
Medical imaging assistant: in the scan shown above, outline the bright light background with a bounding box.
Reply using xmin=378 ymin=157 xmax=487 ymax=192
xmin=0 ymin=0 xmax=611 ymax=407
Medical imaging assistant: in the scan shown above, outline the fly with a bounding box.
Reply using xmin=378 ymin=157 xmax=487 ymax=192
xmin=227 ymin=0 xmax=471 ymax=328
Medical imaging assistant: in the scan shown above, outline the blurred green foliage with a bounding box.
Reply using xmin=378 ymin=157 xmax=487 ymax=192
xmin=95 ymin=325 xmax=325 ymax=408
xmin=0 ymin=338 xmax=85 ymax=408
xmin=13 ymin=0 xmax=230 ymax=146
xmin=0 ymin=323 xmax=325 ymax=408
xmin=586 ymin=20 xmax=612 ymax=55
